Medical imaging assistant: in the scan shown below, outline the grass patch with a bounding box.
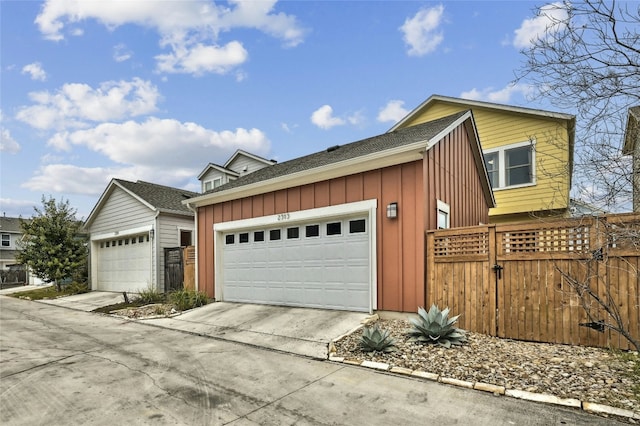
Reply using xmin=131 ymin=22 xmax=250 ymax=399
xmin=169 ymin=289 xmax=209 ymax=311
xmin=9 ymin=282 xmax=89 ymax=300
xmin=617 ymin=350 xmax=640 ymax=401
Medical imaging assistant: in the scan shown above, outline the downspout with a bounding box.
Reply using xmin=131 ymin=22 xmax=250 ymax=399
xmin=152 ymin=210 xmax=160 ymax=291
xmin=186 ymin=201 xmax=199 ymax=292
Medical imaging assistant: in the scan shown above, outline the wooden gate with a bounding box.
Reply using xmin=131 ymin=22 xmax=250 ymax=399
xmin=164 ymin=247 xmax=184 ymax=292
xmin=426 ymin=214 xmax=639 ymax=350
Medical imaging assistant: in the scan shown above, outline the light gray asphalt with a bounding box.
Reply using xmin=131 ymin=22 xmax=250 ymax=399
xmin=0 ymin=296 xmax=622 ymax=425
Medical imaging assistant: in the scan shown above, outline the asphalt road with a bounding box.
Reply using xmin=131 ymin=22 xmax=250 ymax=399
xmin=0 ymin=296 xmax=622 ymax=425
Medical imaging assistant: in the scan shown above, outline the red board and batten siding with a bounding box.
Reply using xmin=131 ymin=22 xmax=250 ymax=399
xmin=196 ymin=122 xmax=490 ymax=312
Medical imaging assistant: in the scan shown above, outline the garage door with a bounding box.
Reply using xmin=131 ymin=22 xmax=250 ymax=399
xmin=96 ymin=234 xmax=151 ymax=292
xmin=221 ymin=217 xmax=371 ymax=312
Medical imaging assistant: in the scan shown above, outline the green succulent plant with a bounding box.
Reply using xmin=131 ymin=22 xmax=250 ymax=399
xmin=360 ymin=324 xmax=397 ymax=353
xmin=408 ymin=304 xmax=467 ymax=348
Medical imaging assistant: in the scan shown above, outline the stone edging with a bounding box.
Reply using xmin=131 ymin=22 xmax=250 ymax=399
xmin=327 ymin=316 xmax=640 ymax=422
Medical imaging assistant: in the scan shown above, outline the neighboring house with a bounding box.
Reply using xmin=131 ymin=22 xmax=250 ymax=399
xmin=569 ymin=198 xmax=607 ymax=217
xmin=623 ymin=106 xmax=640 ymax=212
xmin=0 ymin=216 xmax=24 ymax=270
xmin=389 ymin=95 xmax=576 ymax=223
xmin=198 ymin=149 xmax=276 ymax=193
xmin=0 ymin=215 xmax=44 ymax=285
xmin=184 ymin=111 xmax=495 ymax=313
xmin=84 ymin=179 xmax=199 ymax=293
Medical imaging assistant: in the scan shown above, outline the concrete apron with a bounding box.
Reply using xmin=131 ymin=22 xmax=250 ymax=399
xmin=36 ymin=291 xmax=129 ymax=312
xmin=30 ymin=290 xmax=372 ymax=360
xmin=144 ymin=302 xmax=371 ymax=359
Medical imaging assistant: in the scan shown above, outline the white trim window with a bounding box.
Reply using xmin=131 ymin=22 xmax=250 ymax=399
xmin=436 ymin=200 xmax=450 ymax=229
xmin=203 ymin=177 xmax=223 ymax=192
xmin=483 ymin=140 xmax=536 ymax=190
xmin=1 ymin=234 xmax=10 ymax=247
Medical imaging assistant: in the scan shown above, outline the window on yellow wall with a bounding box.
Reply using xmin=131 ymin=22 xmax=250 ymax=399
xmin=483 ymin=140 xmax=535 ymax=190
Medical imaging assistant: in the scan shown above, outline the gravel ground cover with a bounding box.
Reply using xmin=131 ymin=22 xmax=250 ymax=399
xmin=333 ymin=319 xmax=639 ymax=415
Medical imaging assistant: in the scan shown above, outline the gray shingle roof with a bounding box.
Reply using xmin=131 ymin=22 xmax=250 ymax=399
xmin=206 ymin=111 xmax=468 ymax=194
xmin=115 ymin=180 xmax=199 ymax=215
xmin=0 ymin=216 xmax=25 ymax=233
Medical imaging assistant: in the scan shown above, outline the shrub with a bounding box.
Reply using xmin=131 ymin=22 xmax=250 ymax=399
xmin=65 ymin=281 xmax=89 ymax=295
xmin=360 ymin=324 xmax=396 ymax=353
xmin=408 ymin=304 xmax=467 ymax=348
xmin=135 ymin=285 xmax=165 ymax=304
xmin=169 ymin=289 xmax=208 ymax=311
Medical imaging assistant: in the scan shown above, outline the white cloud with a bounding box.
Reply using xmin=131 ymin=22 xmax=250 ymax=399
xmin=35 ymin=0 xmax=306 ymax=75
xmin=512 ymin=2 xmax=568 ymax=49
xmin=377 ymin=100 xmax=409 ymax=123
xmin=155 ymin=41 xmax=248 ymax=75
xmin=0 ymin=110 xmax=20 ymax=153
xmin=311 ymin=105 xmax=345 ymax=130
xmin=113 ymin=43 xmax=133 ymax=62
xmin=21 ymin=62 xmax=47 ymax=81
xmin=46 ymin=118 xmax=271 ymax=169
xmin=16 ymin=78 xmax=161 ymax=130
xmin=460 ymin=83 xmax=534 ymax=103
xmin=0 ymin=198 xmax=38 ymax=218
xmin=1 ymin=128 xmax=20 ymax=153
xmin=400 ymin=5 xmax=445 ymax=56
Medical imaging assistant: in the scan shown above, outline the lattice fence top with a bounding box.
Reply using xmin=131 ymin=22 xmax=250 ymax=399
xmin=432 ymin=231 xmax=489 ymax=258
xmin=500 ymin=225 xmax=591 ymax=254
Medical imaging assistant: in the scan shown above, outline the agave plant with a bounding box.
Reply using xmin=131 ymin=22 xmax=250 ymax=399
xmin=360 ymin=324 xmax=397 ymax=353
xmin=408 ymin=304 xmax=467 ymax=348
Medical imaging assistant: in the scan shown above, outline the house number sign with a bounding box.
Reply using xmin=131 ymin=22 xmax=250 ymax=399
xmin=277 ymin=213 xmax=290 ymax=221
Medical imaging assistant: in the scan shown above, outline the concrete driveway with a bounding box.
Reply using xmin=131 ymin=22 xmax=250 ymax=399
xmin=35 ymin=291 xmax=372 ymax=359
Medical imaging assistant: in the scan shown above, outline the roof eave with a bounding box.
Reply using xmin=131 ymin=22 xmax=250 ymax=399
xmin=388 ymin=94 xmax=575 ymax=133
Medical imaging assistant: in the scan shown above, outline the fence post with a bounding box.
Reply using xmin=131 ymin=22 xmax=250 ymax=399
xmin=489 ymin=225 xmax=497 ymax=337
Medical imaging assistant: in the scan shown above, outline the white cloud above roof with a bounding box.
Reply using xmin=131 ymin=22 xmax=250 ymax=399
xmin=35 ymin=0 xmax=306 ymax=75
xmin=377 ymin=100 xmax=409 ymax=123
xmin=512 ymin=2 xmax=568 ymax=49
xmin=400 ymin=5 xmax=445 ymax=56
xmin=21 ymin=62 xmax=47 ymax=81
xmin=460 ymin=83 xmax=534 ymax=103
xmin=311 ymin=105 xmax=345 ymax=130
xmin=16 ymin=78 xmax=161 ymax=130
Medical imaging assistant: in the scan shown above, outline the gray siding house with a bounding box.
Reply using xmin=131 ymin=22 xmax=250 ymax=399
xmin=198 ymin=149 xmax=276 ymax=192
xmin=84 ymin=179 xmax=198 ymax=293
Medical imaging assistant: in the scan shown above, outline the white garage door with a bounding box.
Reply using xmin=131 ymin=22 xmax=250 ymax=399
xmin=97 ymin=234 xmax=151 ymax=292
xmin=221 ymin=217 xmax=371 ymax=312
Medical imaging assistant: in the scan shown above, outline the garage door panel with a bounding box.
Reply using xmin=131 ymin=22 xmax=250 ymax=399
xmin=222 ymin=215 xmax=371 ymax=312
xmin=96 ymin=234 xmax=150 ymax=293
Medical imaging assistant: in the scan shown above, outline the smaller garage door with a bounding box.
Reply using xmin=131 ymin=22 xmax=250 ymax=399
xmin=221 ymin=216 xmax=371 ymax=312
xmin=96 ymin=234 xmax=151 ymax=292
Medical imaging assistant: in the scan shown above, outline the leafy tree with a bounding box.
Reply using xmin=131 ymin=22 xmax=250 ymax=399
xmin=516 ymin=0 xmax=639 ymax=210
xmin=18 ymin=197 xmax=87 ymax=291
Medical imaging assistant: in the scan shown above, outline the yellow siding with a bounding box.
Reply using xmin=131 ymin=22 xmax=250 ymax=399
xmin=401 ymin=101 xmax=571 ymax=221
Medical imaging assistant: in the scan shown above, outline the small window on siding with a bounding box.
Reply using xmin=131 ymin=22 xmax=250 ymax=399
xmin=1 ymin=234 xmax=10 ymax=247
xmin=100 ymin=242 xmax=104 ymax=248
xmin=125 ymin=238 xmax=129 ymax=245
xmin=437 ymin=200 xmax=450 ymax=229
xmin=239 ymin=233 xmax=249 ymax=243
xmin=139 ymin=236 xmax=145 ymax=243
xmin=180 ymin=230 xmax=192 ymax=247
xmin=131 ymin=237 xmax=136 ymax=244
xmin=349 ymin=219 xmax=366 ymax=234
xmin=269 ymin=229 xmax=281 ymax=241
xmin=118 ymin=239 xmax=123 ymax=246
xmin=326 ymin=222 xmax=341 ymax=236
xmin=287 ymin=227 xmax=299 ymax=239
xmin=225 ymin=234 xmax=235 ymax=245
xmin=112 ymin=240 xmax=117 ymax=247
xmin=305 ymin=225 xmax=319 ymax=237
xmin=254 ymin=231 xmax=264 ymax=242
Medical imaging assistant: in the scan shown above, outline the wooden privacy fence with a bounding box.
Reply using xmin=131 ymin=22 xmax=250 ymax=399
xmin=426 ymin=213 xmax=639 ymax=350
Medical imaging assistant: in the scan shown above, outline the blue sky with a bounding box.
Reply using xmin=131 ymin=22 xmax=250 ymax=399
xmin=1 ymin=0 xmax=568 ymax=219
